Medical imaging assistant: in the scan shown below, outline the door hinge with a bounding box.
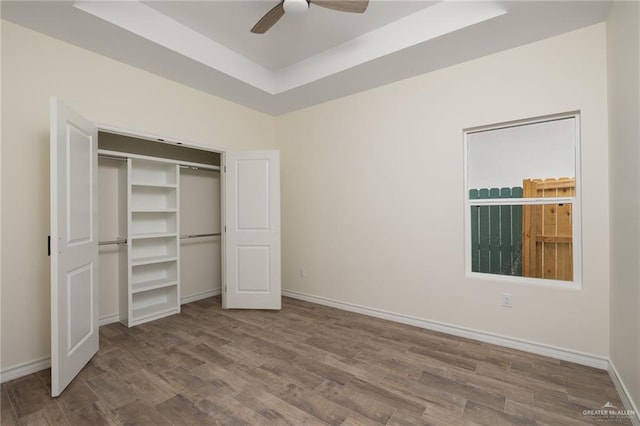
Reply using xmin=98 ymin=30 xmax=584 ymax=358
xmin=224 ymin=165 xmax=226 ymax=173
xmin=47 ymin=235 xmax=51 ymax=256
xmin=224 ymin=225 xmax=227 ymax=232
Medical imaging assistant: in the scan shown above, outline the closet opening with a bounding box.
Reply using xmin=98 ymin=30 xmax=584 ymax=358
xmin=96 ymin=129 xmax=223 ymax=327
xmin=50 ymin=98 xmax=280 ymax=396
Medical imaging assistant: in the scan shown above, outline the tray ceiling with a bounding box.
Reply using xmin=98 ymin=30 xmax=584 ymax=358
xmin=2 ymin=1 xmax=611 ymax=115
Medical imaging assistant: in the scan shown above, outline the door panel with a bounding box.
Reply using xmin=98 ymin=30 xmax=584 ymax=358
xmin=50 ymin=97 xmax=99 ymax=397
xmin=237 ymin=246 xmax=271 ymax=292
xmin=237 ymin=159 xmax=270 ymax=229
xmin=224 ymin=151 xmax=281 ymax=309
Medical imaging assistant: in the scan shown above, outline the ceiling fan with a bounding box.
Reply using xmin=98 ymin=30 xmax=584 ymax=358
xmin=251 ymin=0 xmax=369 ymax=34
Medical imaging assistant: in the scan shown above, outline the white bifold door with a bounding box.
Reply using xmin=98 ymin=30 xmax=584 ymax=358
xmin=50 ymin=100 xmax=281 ymax=396
xmin=50 ymin=98 xmax=99 ymax=397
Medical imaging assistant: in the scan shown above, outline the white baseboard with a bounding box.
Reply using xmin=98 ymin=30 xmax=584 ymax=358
xmin=282 ymin=289 xmax=610 ymax=370
xmin=608 ymin=360 xmax=640 ymax=426
xmin=99 ymin=313 xmax=121 ymax=326
xmin=181 ymin=288 xmax=221 ymax=305
xmin=0 ymin=357 xmax=51 ymax=384
xmin=97 ymin=289 xmax=221 ymax=327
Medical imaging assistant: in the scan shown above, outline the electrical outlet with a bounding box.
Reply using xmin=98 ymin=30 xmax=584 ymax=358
xmin=300 ymin=268 xmax=306 ymax=278
xmin=502 ymin=293 xmax=513 ymax=308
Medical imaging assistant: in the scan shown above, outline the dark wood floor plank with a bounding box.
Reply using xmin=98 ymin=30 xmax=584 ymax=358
xmin=312 ymin=351 xmax=395 ymax=386
xmin=474 ymin=357 xmax=569 ymax=394
xmin=58 ymin=376 xmax=99 ymax=412
xmin=126 ymin=368 xmax=179 ymax=405
xmin=504 ymin=399 xmax=592 ymax=426
xmin=316 ymin=380 xmax=398 ymax=424
xmin=380 ymin=374 xmax=467 ymax=414
xmin=438 ymin=341 xmax=512 ymax=370
xmin=158 ymin=366 xmax=211 ymax=393
xmin=113 ymin=400 xmax=171 ymax=425
xmin=89 ymin=348 xmax=145 ymax=378
xmin=291 ymin=355 xmax=355 ymax=386
xmin=63 ymin=400 xmax=122 ymax=426
xmin=420 ymin=403 xmax=471 ymax=426
xmin=345 ymin=377 xmax=426 ymax=416
xmin=445 ymin=365 xmax=534 ymax=406
xmin=84 ymin=372 xmax=139 ymax=410
xmin=1 ymin=296 xmax=630 ymax=426
xmin=409 ymin=344 xmax=479 ymax=372
xmin=259 ymin=358 xmax=326 ymax=390
xmin=0 ymin=384 xmax=18 ymax=425
xmin=196 ymin=393 xmax=262 ymax=425
xmin=463 ymin=400 xmax=537 ymax=425
xmin=4 ymin=375 xmax=56 ymax=418
xmin=13 ymin=402 xmax=71 ymax=426
xmin=190 ymin=362 xmax=249 ymax=396
xmin=234 ymin=386 xmax=312 ymax=425
xmin=154 ymin=393 xmax=214 ymax=425
xmin=418 ymin=371 xmax=506 ymax=411
xmin=387 ymin=409 xmax=434 ymax=426
xmin=277 ymin=382 xmax=353 ymax=425
xmin=353 ymin=348 xmax=424 ymax=379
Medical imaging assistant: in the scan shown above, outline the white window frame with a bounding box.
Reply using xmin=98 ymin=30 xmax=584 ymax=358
xmin=463 ymin=112 xmax=582 ymax=289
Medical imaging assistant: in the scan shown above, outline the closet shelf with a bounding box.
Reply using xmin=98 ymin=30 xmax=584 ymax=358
xmin=131 ymin=255 xmax=178 ymax=267
xmin=131 ymin=208 xmax=177 ymax=213
xmin=131 ymin=182 xmax=177 ymax=189
xmin=131 ymin=278 xmax=178 ymax=294
xmin=131 ymin=303 xmax=179 ymax=324
xmin=124 ymin=158 xmax=181 ymax=328
xmin=130 ymin=232 xmax=177 ymax=240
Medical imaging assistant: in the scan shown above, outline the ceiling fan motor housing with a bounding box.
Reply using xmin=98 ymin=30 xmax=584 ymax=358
xmin=251 ymin=0 xmax=367 ymax=34
xmin=283 ymin=0 xmax=309 ymax=14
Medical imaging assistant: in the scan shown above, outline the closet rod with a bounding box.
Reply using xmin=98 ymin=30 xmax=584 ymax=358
xmin=98 ymin=154 xmax=128 ymax=162
xmin=99 ymin=238 xmax=127 ymax=246
xmin=180 ymin=233 xmax=221 ymax=240
xmin=179 ymin=165 xmax=220 ymax=172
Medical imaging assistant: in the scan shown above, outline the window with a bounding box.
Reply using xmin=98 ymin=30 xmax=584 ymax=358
xmin=464 ymin=113 xmax=581 ymax=287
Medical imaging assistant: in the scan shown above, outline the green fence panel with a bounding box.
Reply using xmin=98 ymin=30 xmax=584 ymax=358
xmin=478 ymin=189 xmax=490 ymax=272
xmin=511 ymin=186 xmax=523 ymax=276
xmin=470 ymin=185 xmax=523 ymax=276
xmin=469 ymin=189 xmax=479 ymax=273
xmin=489 ymin=188 xmax=501 ymax=273
xmin=500 ymin=187 xmax=513 ymax=275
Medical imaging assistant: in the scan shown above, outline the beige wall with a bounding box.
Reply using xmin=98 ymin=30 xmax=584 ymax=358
xmin=179 ymin=167 xmax=222 ymax=301
xmin=97 ymin=158 xmax=126 ymax=320
xmin=276 ymin=24 xmax=610 ymax=356
xmin=607 ymin=1 xmax=640 ymax=410
xmin=0 ymin=19 xmax=616 ymax=376
xmin=0 ymin=21 xmax=276 ymax=371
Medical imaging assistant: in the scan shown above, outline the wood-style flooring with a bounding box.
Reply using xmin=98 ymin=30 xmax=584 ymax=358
xmin=0 ymin=296 xmax=631 ymax=425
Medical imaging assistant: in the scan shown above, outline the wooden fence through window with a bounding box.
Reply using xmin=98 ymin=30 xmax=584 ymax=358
xmin=470 ymin=177 xmax=574 ymax=281
xmin=522 ymin=178 xmax=574 ymax=281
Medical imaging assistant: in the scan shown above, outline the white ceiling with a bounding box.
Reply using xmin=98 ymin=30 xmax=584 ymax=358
xmin=2 ymin=0 xmax=611 ymax=115
xmin=144 ymin=1 xmax=437 ymax=71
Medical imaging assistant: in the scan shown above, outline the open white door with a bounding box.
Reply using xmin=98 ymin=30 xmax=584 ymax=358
xmin=50 ymin=98 xmax=99 ymax=396
xmin=223 ymin=151 xmax=281 ymax=309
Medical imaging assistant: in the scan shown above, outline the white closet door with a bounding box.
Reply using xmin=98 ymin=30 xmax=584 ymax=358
xmin=50 ymin=97 xmax=99 ymax=396
xmin=223 ymin=151 xmax=281 ymax=309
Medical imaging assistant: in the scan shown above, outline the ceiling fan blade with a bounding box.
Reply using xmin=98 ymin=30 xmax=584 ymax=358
xmin=251 ymin=2 xmax=285 ymax=34
xmin=309 ymin=0 xmax=369 ymax=13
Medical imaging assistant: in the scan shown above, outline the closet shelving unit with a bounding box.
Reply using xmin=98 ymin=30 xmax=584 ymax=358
xmin=124 ymin=158 xmax=180 ymax=326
